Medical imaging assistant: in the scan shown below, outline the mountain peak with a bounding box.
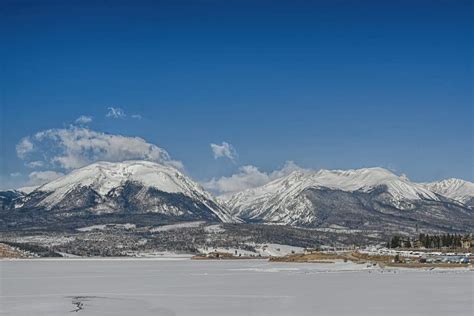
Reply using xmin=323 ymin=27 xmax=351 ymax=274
xmin=23 ymin=160 xmax=235 ymax=223
xmin=422 ymin=178 xmax=474 ymax=203
xmin=38 ymin=160 xmax=192 ymax=197
xmin=303 ymin=167 xmax=436 ymax=201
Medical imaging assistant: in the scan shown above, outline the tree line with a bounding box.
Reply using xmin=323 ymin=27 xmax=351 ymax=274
xmin=387 ymin=233 xmax=469 ymax=249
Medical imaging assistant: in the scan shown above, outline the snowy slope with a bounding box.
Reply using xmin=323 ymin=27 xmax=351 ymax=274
xmin=422 ymin=178 xmax=474 ymax=204
xmin=17 ymin=185 xmax=39 ymax=194
xmin=225 ymin=167 xmax=441 ymax=221
xmin=30 ymin=161 xmax=234 ymax=223
xmin=0 ymin=190 xmax=24 ymax=210
xmin=39 ymin=161 xmax=198 ymax=197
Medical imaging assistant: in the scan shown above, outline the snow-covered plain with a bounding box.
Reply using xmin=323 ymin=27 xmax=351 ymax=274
xmin=198 ymin=243 xmax=304 ymax=257
xmin=149 ymin=221 xmax=205 ymax=232
xmin=0 ymin=259 xmax=472 ymax=315
xmin=76 ymin=223 xmax=136 ymax=232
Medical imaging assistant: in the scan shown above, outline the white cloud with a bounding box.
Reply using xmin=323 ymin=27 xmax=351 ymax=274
xmin=26 ymin=161 xmax=45 ymax=168
xmin=210 ymin=142 xmax=237 ymax=161
xmin=131 ymin=114 xmax=142 ymax=119
xmin=203 ymin=161 xmax=303 ymax=195
xmin=28 ymin=171 xmax=64 ymax=186
xmin=75 ymin=115 xmax=93 ymax=124
xmin=16 ymin=137 xmax=34 ymax=159
xmin=106 ymin=107 xmax=126 ymax=119
xmin=16 ymin=127 xmax=183 ymax=171
xmin=10 ymin=172 xmax=21 ymax=177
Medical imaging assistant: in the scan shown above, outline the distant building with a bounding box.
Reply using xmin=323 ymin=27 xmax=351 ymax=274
xmin=304 ymin=248 xmax=319 ymax=254
xmin=414 ymin=240 xmax=423 ymax=248
xmin=461 ymin=238 xmax=471 ymax=249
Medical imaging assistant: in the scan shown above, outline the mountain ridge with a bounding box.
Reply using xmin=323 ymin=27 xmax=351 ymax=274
xmin=2 ymin=163 xmax=472 ymax=233
xmin=222 ymin=167 xmax=473 ymax=232
xmin=421 ymin=178 xmax=474 ymax=205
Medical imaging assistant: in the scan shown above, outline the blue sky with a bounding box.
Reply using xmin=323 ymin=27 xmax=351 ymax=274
xmin=1 ymin=0 xmax=472 ymax=190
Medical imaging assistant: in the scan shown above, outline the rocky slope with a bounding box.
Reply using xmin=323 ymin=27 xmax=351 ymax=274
xmin=0 ymin=190 xmax=25 ymax=211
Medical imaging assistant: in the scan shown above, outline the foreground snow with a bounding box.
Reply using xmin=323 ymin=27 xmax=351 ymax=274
xmin=0 ymin=259 xmax=471 ymax=315
xmin=198 ymin=243 xmax=304 ymax=257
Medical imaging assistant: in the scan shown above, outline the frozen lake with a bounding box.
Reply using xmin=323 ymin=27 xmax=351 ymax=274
xmin=0 ymin=259 xmax=472 ymax=315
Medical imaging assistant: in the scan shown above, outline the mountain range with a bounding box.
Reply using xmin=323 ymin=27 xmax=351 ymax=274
xmin=222 ymin=168 xmax=473 ymax=232
xmin=1 ymin=161 xmax=473 ymax=234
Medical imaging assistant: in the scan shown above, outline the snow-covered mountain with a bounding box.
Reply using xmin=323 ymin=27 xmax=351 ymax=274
xmin=223 ymin=168 xmax=473 ymax=232
xmin=0 ymin=190 xmax=24 ymax=211
xmin=226 ymin=168 xmax=437 ymax=219
xmin=17 ymin=185 xmax=39 ymax=194
xmin=2 ymin=161 xmax=235 ymax=229
xmin=1 ymin=163 xmax=472 ymax=233
xmin=422 ymin=178 xmax=474 ymax=206
xmin=35 ymin=161 xmax=229 ymax=216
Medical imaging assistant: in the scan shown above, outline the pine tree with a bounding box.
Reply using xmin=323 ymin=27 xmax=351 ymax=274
xmin=405 ymin=237 xmax=411 ymax=248
xmin=390 ymin=236 xmax=401 ymax=248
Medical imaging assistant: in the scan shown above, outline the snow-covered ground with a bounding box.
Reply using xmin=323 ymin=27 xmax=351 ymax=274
xmin=7 ymin=235 xmax=76 ymax=246
xmin=359 ymin=246 xmax=472 ymax=258
xmin=149 ymin=221 xmax=205 ymax=232
xmin=203 ymin=224 xmax=225 ymax=233
xmin=120 ymin=251 xmax=194 ymax=259
xmin=76 ymin=223 xmax=136 ymax=232
xmin=0 ymin=259 xmax=471 ymax=315
xmin=197 ymin=246 xmax=258 ymax=257
xmin=197 ymin=243 xmax=304 ymax=257
xmin=252 ymin=243 xmax=304 ymax=257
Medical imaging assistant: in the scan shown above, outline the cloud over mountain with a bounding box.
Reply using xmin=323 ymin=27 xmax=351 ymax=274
xmin=203 ymin=161 xmax=303 ymax=195
xmin=28 ymin=170 xmax=65 ymax=185
xmin=16 ymin=127 xmax=182 ymax=171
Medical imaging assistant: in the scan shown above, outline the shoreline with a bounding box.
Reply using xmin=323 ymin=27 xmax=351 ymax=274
xmin=1 ymin=257 xmax=472 ymax=272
